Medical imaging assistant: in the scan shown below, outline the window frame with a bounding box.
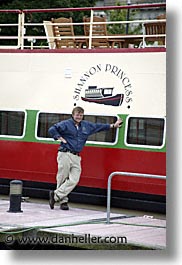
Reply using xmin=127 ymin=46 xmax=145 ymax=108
xmin=124 ymin=115 xmax=166 ymax=149
xmin=35 ymin=111 xmax=119 ymax=146
xmin=0 ymin=109 xmax=27 ymax=139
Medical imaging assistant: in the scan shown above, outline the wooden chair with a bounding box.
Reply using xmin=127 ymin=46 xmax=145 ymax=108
xmin=51 ymin=17 xmax=76 ymax=48
xmin=83 ymin=16 xmax=110 ymax=48
xmin=144 ymin=20 xmax=166 ymax=46
xmin=157 ymin=13 xmax=166 ymax=20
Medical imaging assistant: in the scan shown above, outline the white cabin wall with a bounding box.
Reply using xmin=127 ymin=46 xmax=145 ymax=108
xmin=0 ymin=51 xmax=166 ymax=116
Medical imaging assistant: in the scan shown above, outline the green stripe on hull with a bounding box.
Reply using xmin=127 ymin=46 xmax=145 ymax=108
xmin=0 ymin=110 xmax=166 ymax=152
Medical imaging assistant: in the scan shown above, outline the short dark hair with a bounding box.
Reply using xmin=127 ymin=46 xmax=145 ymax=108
xmin=72 ymin=106 xmax=84 ymax=115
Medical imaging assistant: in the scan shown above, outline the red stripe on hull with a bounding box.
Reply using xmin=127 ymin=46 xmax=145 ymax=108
xmin=0 ymin=141 xmax=166 ymax=195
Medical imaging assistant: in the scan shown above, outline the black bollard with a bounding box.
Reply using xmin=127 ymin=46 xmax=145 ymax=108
xmin=8 ymin=180 xmax=23 ymax=213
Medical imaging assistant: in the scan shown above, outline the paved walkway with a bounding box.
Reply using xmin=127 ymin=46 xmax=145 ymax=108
xmin=0 ymin=199 xmax=166 ymax=250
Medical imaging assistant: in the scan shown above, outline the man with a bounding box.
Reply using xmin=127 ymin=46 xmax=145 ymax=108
xmin=48 ymin=106 xmax=123 ymax=210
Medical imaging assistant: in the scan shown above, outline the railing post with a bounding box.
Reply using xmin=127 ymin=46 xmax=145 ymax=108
xmin=17 ymin=13 xmax=22 ymax=48
xmin=106 ymin=172 xmax=113 ymax=224
xmin=106 ymin=172 xmax=166 ymax=224
xmin=88 ymin=9 xmax=94 ymax=49
xmin=20 ymin=11 xmax=25 ymax=49
xmin=125 ymin=0 xmax=131 ymax=34
xmin=141 ymin=22 xmax=145 ymax=48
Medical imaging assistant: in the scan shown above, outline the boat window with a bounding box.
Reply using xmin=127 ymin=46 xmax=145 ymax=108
xmin=127 ymin=117 xmax=165 ymax=146
xmin=0 ymin=110 xmax=25 ymax=137
xmin=37 ymin=112 xmax=71 ymax=138
xmin=37 ymin=112 xmax=117 ymax=143
xmin=84 ymin=115 xmax=117 ymax=143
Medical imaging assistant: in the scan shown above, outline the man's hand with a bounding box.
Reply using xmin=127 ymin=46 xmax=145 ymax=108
xmin=114 ymin=118 xmax=123 ymax=128
xmin=110 ymin=118 xmax=123 ymax=129
xmin=57 ymin=137 xmax=67 ymax=143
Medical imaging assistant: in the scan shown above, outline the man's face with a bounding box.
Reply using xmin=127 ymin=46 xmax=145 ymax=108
xmin=73 ymin=111 xmax=84 ymax=124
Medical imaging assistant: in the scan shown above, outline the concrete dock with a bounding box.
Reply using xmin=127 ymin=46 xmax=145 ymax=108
xmin=0 ymin=199 xmax=166 ymax=250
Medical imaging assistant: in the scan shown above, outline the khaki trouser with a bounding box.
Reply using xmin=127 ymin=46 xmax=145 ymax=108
xmin=54 ymin=152 xmax=81 ymax=204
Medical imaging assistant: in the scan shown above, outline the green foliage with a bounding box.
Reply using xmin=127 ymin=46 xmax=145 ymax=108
xmin=107 ymin=2 xmax=142 ymax=35
xmin=0 ymin=0 xmax=96 ymax=46
xmin=0 ymin=0 xmax=96 ymax=23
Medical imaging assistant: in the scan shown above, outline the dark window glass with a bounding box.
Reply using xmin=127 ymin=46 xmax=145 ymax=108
xmin=127 ymin=117 xmax=165 ymax=146
xmin=37 ymin=113 xmax=71 ymax=138
xmin=0 ymin=111 xmax=25 ymax=136
xmin=37 ymin=112 xmax=117 ymax=143
xmin=85 ymin=115 xmax=117 ymax=143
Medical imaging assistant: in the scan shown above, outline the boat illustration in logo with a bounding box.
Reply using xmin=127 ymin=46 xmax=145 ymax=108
xmin=81 ymin=86 xmax=124 ymax=106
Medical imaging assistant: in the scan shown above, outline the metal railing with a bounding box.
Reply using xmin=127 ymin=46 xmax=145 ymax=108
xmin=0 ymin=3 xmax=166 ymax=50
xmin=106 ymin=171 xmax=166 ymax=224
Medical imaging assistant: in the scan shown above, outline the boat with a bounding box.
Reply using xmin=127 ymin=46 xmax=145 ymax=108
xmin=0 ymin=3 xmax=166 ymax=213
xmin=81 ymin=86 xmax=124 ymax=106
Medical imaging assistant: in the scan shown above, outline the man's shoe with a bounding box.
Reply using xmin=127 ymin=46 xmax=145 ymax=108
xmin=49 ymin=190 xmax=55 ymax=209
xmin=60 ymin=202 xmax=69 ymax=210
